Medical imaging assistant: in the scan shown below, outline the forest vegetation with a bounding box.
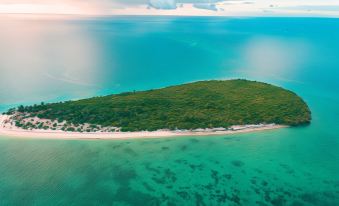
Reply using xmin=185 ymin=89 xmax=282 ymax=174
xmin=5 ymin=80 xmax=311 ymax=132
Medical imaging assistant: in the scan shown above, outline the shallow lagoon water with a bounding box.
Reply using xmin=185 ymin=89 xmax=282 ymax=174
xmin=0 ymin=17 xmax=338 ymax=205
xmin=0 ymin=128 xmax=338 ymax=205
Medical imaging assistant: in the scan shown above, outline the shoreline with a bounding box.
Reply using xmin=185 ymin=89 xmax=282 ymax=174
xmin=0 ymin=115 xmax=287 ymax=140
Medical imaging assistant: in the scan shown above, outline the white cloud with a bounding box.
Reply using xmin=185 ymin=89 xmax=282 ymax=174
xmin=148 ymin=0 xmax=225 ymax=10
xmin=193 ymin=3 xmax=218 ymax=11
xmin=0 ymin=0 xmax=339 ymax=17
xmin=149 ymin=0 xmax=177 ymax=9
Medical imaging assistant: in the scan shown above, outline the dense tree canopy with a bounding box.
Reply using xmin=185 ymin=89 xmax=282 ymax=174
xmin=9 ymin=80 xmax=311 ymax=131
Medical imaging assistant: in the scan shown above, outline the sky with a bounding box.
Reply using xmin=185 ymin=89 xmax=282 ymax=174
xmin=0 ymin=0 xmax=338 ymax=17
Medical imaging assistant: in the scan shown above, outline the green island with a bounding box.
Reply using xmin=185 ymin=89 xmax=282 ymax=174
xmin=4 ymin=79 xmax=311 ymax=132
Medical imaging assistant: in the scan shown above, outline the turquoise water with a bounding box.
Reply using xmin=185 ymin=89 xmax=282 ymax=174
xmin=0 ymin=17 xmax=338 ymax=205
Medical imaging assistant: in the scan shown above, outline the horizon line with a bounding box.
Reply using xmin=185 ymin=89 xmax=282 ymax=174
xmin=1 ymin=13 xmax=338 ymax=19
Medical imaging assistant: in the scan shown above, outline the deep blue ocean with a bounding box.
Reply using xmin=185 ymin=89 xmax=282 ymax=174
xmin=0 ymin=17 xmax=338 ymax=205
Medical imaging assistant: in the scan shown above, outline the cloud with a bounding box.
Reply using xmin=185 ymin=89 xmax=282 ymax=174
xmin=0 ymin=0 xmax=123 ymax=15
xmin=1 ymin=0 xmax=339 ymax=16
xmin=0 ymin=0 xmax=224 ymax=12
xmin=193 ymin=3 xmax=218 ymax=11
xmin=149 ymin=0 xmax=177 ymax=9
xmin=279 ymin=5 xmax=339 ymax=12
xmin=148 ymin=0 xmax=225 ymax=10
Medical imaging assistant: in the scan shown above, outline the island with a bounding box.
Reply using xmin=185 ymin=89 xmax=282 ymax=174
xmin=0 ymin=79 xmax=311 ymax=139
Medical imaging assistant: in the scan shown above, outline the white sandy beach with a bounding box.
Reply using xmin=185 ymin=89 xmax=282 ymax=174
xmin=0 ymin=115 xmax=286 ymax=140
